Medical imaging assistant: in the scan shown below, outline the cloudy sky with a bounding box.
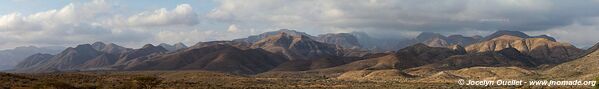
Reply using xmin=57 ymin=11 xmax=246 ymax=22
xmin=1 ymin=0 xmax=599 ymax=49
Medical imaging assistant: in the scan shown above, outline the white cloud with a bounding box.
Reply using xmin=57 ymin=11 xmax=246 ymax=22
xmin=227 ymin=24 xmax=239 ymax=33
xmin=3 ymin=0 xmax=599 ymax=49
xmin=0 ymin=1 xmax=200 ymax=49
xmin=534 ymin=19 xmax=599 ymax=48
xmin=206 ymin=0 xmax=599 ymax=46
xmin=156 ymin=29 xmax=208 ymax=45
xmin=107 ymin=4 xmax=199 ymax=27
xmin=0 ymin=0 xmax=119 ymax=46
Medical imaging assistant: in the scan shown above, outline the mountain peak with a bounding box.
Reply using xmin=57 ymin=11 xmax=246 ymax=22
xmin=416 ymin=32 xmax=445 ymax=41
xmin=531 ymin=35 xmax=556 ymax=42
xmin=232 ymin=29 xmax=313 ymax=43
xmin=483 ymin=30 xmax=529 ymax=41
xmin=316 ymin=33 xmax=362 ymax=48
xmin=92 ymin=41 xmax=106 ymax=45
xmin=174 ymin=42 xmax=187 ymax=47
xmin=74 ymin=44 xmax=94 ymax=50
xmin=158 ymin=42 xmax=188 ymax=51
xmin=142 ymin=44 xmax=156 ymax=49
xmin=158 ymin=43 xmax=169 ymax=46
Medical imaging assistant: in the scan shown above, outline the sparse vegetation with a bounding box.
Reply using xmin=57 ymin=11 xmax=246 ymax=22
xmin=33 ymin=80 xmax=76 ymax=89
xmin=0 ymin=71 xmax=593 ymax=89
xmin=133 ymin=76 xmax=162 ymax=89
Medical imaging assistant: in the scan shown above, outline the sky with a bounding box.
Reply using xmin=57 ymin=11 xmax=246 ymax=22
xmin=1 ymin=0 xmax=599 ymax=49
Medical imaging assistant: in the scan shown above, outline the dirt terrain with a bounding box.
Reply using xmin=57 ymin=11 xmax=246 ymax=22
xmin=2 ymin=70 xmax=596 ymax=89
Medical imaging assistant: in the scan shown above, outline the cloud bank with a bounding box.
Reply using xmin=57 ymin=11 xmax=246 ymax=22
xmin=2 ymin=0 xmax=599 ymax=49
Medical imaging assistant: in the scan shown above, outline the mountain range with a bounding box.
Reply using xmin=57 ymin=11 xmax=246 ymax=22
xmin=7 ymin=29 xmax=598 ymax=82
xmin=0 ymin=46 xmax=64 ymax=70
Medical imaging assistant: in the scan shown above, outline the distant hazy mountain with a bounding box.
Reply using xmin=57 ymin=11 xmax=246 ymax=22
xmin=13 ymin=42 xmax=167 ymax=72
xmin=350 ymin=32 xmax=411 ymax=52
xmin=0 ymin=46 xmax=64 ymax=70
xmin=20 ymin=44 xmax=102 ymax=72
xmin=316 ymin=33 xmax=362 ymax=49
xmin=15 ymin=53 xmax=54 ymax=69
xmin=158 ymin=43 xmax=188 ymax=52
xmin=416 ymin=32 xmax=482 ymax=47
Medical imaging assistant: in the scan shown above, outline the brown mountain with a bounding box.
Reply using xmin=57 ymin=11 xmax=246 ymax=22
xmin=91 ymin=42 xmax=131 ymax=54
xmin=466 ymin=35 xmax=582 ymax=64
xmin=123 ymin=44 xmax=287 ymax=75
xmin=545 ymin=42 xmax=599 ymax=80
xmin=233 ymin=29 xmax=315 ymax=43
xmin=12 ymin=42 xmax=166 ymax=72
xmin=113 ymin=44 xmax=167 ymax=66
xmin=14 ymin=53 xmax=54 ymax=69
xmin=481 ymin=30 xmax=556 ymax=41
xmin=0 ymin=46 xmax=64 ymax=70
xmin=317 ymin=44 xmax=464 ymax=73
xmin=16 ymin=44 xmax=102 ymax=72
xmin=81 ymin=53 xmax=118 ymax=68
xmin=406 ymin=48 xmax=538 ymax=76
xmin=251 ymin=32 xmax=342 ymax=60
xmin=190 ymin=41 xmax=251 ymax=50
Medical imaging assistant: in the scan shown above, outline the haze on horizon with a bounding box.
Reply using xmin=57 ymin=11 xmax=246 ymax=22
xmin=2 ymin=0 xmax=599 ymax=49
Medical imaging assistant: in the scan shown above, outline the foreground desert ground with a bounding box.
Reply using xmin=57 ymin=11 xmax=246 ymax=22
xmin=1 ymin=70 xmax=595 ymax=89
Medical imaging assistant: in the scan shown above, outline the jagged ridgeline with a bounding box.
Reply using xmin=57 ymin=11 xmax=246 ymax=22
xmin=8 ymin=29 xmax=594 ymax=86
